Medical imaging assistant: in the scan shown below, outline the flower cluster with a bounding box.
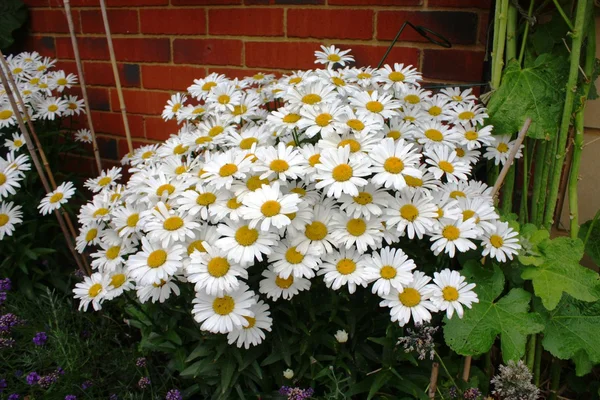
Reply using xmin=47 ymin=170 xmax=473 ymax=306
xmin=72 ymin=45 xmax=522 ymax=348
xmin=279 ymin=386 xmax=315 ymax=400
xmin=491 ymin=360 xmax=539 ymax=400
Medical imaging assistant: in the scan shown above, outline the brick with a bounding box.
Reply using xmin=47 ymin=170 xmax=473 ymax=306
xmin=56 ymin=37 xmax=170 ymax=63
xmin=288 ymin=9 xmax=373 ymax=40
xmin=245 ymin=41 xmax=320 ymax=70
xmin=275 ymin=0 xmax=324 ymax=4
xmin=209 ymin=8 xmax=283 ymax=37
xmin=208 ymin=67 xmax=280 ymax=80
xmin=62 ymin=0 xmax=168 ymax=5
xmin=54 ymin=60 xmax=78 ymax=76
xmin=172 ymin=0 xmax=241 ymax=4
xmin=29 ymin=9 xmax=79 ymax=34
xmin=377 ymin=11 xmax=478 ymax=45
xmin=142 ymin=65 xmax=206 ymax=91
xmin=145 ymin=116 xmax=179 ymax=141
xmin=118 ymin=139 xmax=150 ymax=158
xmin=480 ymin=11 xmax=491 ymax=45
xmin=422 ymin=49 xmax=485 ymax=82
xmin=80 ymin=9 xmax=139 ymax=34
xmin=22 ymin=0 xmax=49 ymax=6
xmin=61 ymin=154 xmax=96 ymax=176
xmin=84 ymin=62 xmax=141 ymax=88
xmin=23 ymin=36 xmax=55 ymax=58
xmin=173 ymin=39 xmax=243 ymax=66
xmin=109 ymin=89 xmax=169 ymax=115
xmin=92 ymin=111 xmax=145 ymax=138
xmin=429 ymin=0 xmax=491 ymax=8
xmin=351 ymin=45 xmax=420 ymax=69
xmin=68 ymin=86 xmax=111 ymax=111
xmin=329 ymin=0 xmax=420 ymax=5
xmin=97 ymin=136 xmax=119 ymax=160
xmin=141 ymin=9 xmax=206 ymax=35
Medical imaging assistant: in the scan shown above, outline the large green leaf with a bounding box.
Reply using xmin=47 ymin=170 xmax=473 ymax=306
xmin=444 ymin=262 xmax=544 ymax=362
xmin=540 ymin=295 xmax=600 ymax=376
xmin=521 ymin=237 xmax=600 ymax=310
xmin=0 ymin=0 xmax=27 ymax=50
xmin=579 ymin=219 xmax=600 ymax=266
xmin=487 ymin=55 xmax=568 ymax=139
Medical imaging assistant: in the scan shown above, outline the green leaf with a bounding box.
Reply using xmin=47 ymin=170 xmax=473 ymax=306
xmin=444 ymin=262 xmax=544 ymax=362
xmin=521 ymin=237 xmax=600 ymax=310
xmin=220 ymin=358 xmax=235 ymax=393
xmin=487 ymin=56 xmax=568 ymax=139
xmin=185 ymin=342 xmax=212 ymax=363
xmin=0 ymin=0 xmax=27 ymax=49
xmin=579 ymin=219 xmax=600 ymax=266
xmin=367 ymin=370 xmax=390 ymax=400
xmin=540 ymin=295 xmax=600 ymax=375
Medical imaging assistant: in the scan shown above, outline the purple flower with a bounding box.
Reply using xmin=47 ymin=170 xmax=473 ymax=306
xmin=138 ymin=377 xmax=151 ymax=389
xmin=463 ymin=387 xmax=482 ymax=400
xmin=65 ymin=395 xmax=77 ymax=400
xmin=8 ymin=394 xmax=19 ymax=400
xmin=0 ymin=278 xmax=11 ymax=292
xmin=33 ymin=332 xmax=48 ymax=346
xmin=0 ymin=313 xmax=21 ymax=333
xmin=0 ymin=338 xmax=15 ymax=348
xmin=0 ymin=292 xmax=7 ymax=306
xmin=0 ymin=378 xmax=7 ymax=391
xmin=26 ymin=372 xmax=40 ymax=385
xmin=166 ymin=389 xmax=182 ymax=400
xmin=38 ymin=371 xmax=60 ymax=389
xmin=278 ymin=386 xmax=314 ymax=400
xmin=135 ymin=357 xmax=147 ymax=368
xmin=81 ymin=380 xmax=93 ymax=390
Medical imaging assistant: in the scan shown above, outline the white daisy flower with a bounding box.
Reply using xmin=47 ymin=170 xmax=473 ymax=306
xmin=183 ymin=224 xmax=221 ymax=257
xmin=481 ymin=221 xmax=521 ymax=262
xmin=399 ymin=86 xmax=431 ymax=106
xmin=292 ymin=199 xmax=339 ymax=255
xmin=338 ymin=183 xmax=393 ymax=220
xmin=376 ymin=63 xmax=421 ymax=91
xmin=38 ymin=181 xmax=75 ymax=215
xmin=84 ymin=166 xmax=122 ymax=193
xmin=74 ymin=128 xmax=93 ymax=143
xmin=77 ymin=192 xmax=113 ymax=225
xmin=297 ymin=101 xmax=346 ymax=138
xmin=4 ymin=133 xmax=25 ymax=152
xmin=318 ymin=131 xmax=381 ymax=156
xmin=367 ymin=247 xmax=416 ymax=297
xmin=137 ymin=277 xmax=181 ymax=304
xmin=0 ymin=102 xmax=17 ymax=128
xmin=430 ymin=269 xmax=479 ymax=319
xmin=285 ymin=80 xmax=337 ymax=111
xmin=35 ymin=96 xmax=68 ymax=120
xmin=383 ymin=118 xmax=418 ymax=142
xmin=186 ymin=243 xmax=248 ymax=296
xmin=240 ymin=181 xmax=301 ymax=231
xmin=206 ymin=82 xmax=242 ymax=113
xmin=385 ymin=190 xmax=438 ymax=239
xmin=416 ymin=120 xmax=461 ymax=150
xmin=443 ymin=101 xmax=488 ymax=126
xmin=267 ymin=106 xmax=304 ymax=135
xmin=348 ymin=90 xmax=400 ymax=123
xmin=105 ymin=267 xmax=134 ymax=300
xmin=430 ymin=218 xmax=479 ymax=257
xmin=187 ymin=72 xmax=227 ymax=100
xmin=483 ymin=134 xmax=523 ymax=166
xmin=456 ymin=123 xmax=494 ymax=150
xmin=456 ymin=196 xmax=499 ymax=234
xmin=0 ymin=201 xmax=23 ymax=240
xmin=422 ymin=94 xmax=450 ymax=120
xmin=162 ymin=93 xmax=187 ymax=120
xmin=439 ymin=87 xmax=478 ymax=104
xmin=73 ymin=272 xmax=111 ymax=312
xmin=227 ymin=298 xmax=272 ymax=349
xmin=0 ymin=166 xmax=22 ymax=199
xmin=64 ymin=95 xmax=85 ymax=116
xmin=314 ymin=146 xmax=371 ymax=198
xmin=369 ymin=138 xmax=422 ymax=190
xmin=259 ymin=266 xmax=311 ymax=301
xmin=112 ymin=204 xmax=149 ymax=238
xmin=202 ymin=149 xmax=253 ymax=190
xmin=144 ymin=202 xmax=200 ymax=247
xmin=330 ymin=212 xmax=384 ymax=254
xmin=254 ymin=142 xmax=307 ymax=183
xmin=215 ymin=220 xmax=278 ymax=265
xmin=126 ymin=237 xmax=185 ymax=285
xmin=379 ymin=271 xmax=437 ymax=327
xmin=268 ymin=239 xmax=322 ymax=279
xmin=314 ymin=45 xmax=354 ymax=67
xmin=90 ymin=239 xmax=134 ymax=273
xmin=176 ymin=185 xmax=227 ymax=221
xmin=319 ymin=247 xmax=371 ymax=294
xmin=50 ymin=70 xmax=77 ymax=92
xmin=75 ymin=222 xmax=104 ymax=253
xmin=425 ymin=146 xmax=471 ymax=183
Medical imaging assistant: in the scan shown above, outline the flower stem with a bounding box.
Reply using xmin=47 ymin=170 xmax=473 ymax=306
xmin=519 ymin=139 xmax=532 ymax=223
xmin=506 ymin=3 xmax=518 ymax=62
xmin=491 ymin=0 xmax=511 ymax=89
xmin=526 ymin=334 xmax=536 ymax=372
xmin=530 ymin=140 xmax=546 ymax=225
xmin=543 ymin=0 xmax=592 ymax=229
xmin=518 ymin=0 xmax=536 ymax=64
xmin=549 ymin=357 xmax=562 ymax=400
xmin=552 ymin=0 xmax=575 ymax=31
xmin=568 ymin=16 xmax=596 ymax=238
xmin=534 ymin=333 xmax=543 ymax=386
xmin=434 ymin=351 xmax=458 ymax=390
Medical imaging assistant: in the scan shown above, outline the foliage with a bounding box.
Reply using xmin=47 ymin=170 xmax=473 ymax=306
xmin=579 ymin=217 xmax=600 ymax=266
xmin=0 ymin=0 xmax=27 ymax=50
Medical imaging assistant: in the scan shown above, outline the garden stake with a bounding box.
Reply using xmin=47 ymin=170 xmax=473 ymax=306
xmin=428 ymin=362 xmax=439 ymax=399
xmin=0 ymin=63 xmax=89 ymax=276
xmin=462 ymin=356 xmax=472 ymax=382
xmin=554 ymin=128 xmax=575 ymax=228
xmin=99 ymin=0 xmax=134 ymax=155
xmin=63 ymin=0 xmax=103 ymax=175
xmin=491 ymin=118 xmax=531 ymax=199
xmin=543 ymin=0 xmax=592 ymax=229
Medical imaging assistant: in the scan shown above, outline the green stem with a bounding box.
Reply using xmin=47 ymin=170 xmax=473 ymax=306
xmin=518 ymin=0 xmax=537 ymax=64
xmin=519 ymin=139 xmax=532 ymax=223
xmin=526 ymin=334 xmax=536 ymax=372
xmin=501 ymin=164 xmax=516 ymax=214
xmin=530 ymin=140 xmax=547 ymax=225
xmin=568 ymin=16 xmax=595 ymax=238
xmin=552 ymin=0 xmax=575 ymax=31
xmin=506 ymin=4 xmax=518 ymax=62
xmin=584 ymin=210 xmax=600 ymax=247
xmin=534 ymin=333 xmax=543 ymax=386
xmin=491 ymin=0 xmax=511 ymax=88
xmin=435 ymin=351 xmax=458 ymax=390
xmin=485 ymin=350 xmax=493 ymax=379
xmin=549 ymin=358 xmax=562 ymax=400
xmin=543 ymin=0 xmax=591 ymax=229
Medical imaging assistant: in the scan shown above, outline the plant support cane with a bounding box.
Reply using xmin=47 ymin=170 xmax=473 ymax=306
xmin=63 ymin=0 xmax=103 ymax=175
xmin=99 ymin=0 xmax=134 ymax=155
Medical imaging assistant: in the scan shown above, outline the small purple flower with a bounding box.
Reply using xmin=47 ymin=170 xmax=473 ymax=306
xmin=65 ymin=395 xmax=77 ymax=400
xmin=81 ymin=380 xmax=93 ymax=390
xmin=0 ymin=278 xmax=11 ymax=292
xmin=8 ymin=394 xmax=19 ymax=400
xmin=166 ymin=389 xmax=182 ymax=400
xmin=0 ymin=292 xmax=7 ymax=306
xmin=463 ymin=387 xmax=482 ymax=400
xmin=57 ymin=367 xmax=65 ymax=375
xmin=14 ymin=370 xmax=22 ymax=378
xmin=0 ymin=338 xmax=16 ymax=348
xmin=0 ymin=378 xmax=7 ymax=391
xmin=138 ymin=377 xmax=151 ymax=389
xmin=38 ymin=371 xmax=60 ymax=389
xmin=33 ymin=332 xmax=48 ymax=346
xmin=135 ymin=357 xmax=147 ymax=368
xmin=0 ymin=313 xmax=21 ymax=333
xmin=278 ymin=386 xmax=314 ymax=400
xmin=26 ymin=372 xmax=40 ymax=385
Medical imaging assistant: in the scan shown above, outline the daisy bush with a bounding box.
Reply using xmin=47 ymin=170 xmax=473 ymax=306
xmin=71 ymin=44 xmax=524 ymax=352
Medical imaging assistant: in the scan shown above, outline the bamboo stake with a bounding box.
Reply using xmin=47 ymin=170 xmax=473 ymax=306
xmin=99 ymin=0 xmax=134 ymax=155
xmin=492 ymin=118 xmax=532 ymax=199
xmin=63 ymin=0 xmax=103 ymax=175
xmin=0 ymin=63 xmax=89 ymax=276
xmin=462 ymin=356 xmax=472 ymax=382
xmin=428 ymin=362 xmax=439 ymax=399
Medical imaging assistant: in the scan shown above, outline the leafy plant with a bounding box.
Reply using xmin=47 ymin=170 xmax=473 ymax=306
xmin=0 ymin=0 xmax=27 ymax=50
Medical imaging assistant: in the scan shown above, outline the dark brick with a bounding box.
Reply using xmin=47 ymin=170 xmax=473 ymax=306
xmin=98 ymin=137 xmax=119 ymax=160
xmin=173 ymin=39 xmax=243 ymax=66
xmin=123 ymin=64 xmax=141 ymax=87
xmin=422 ymin=49 xmax=485 ymax=82
xmin=429 ymin=0 xmax=491 ymax=9
xmin=275 ymin=0 xmax=324 ymax=3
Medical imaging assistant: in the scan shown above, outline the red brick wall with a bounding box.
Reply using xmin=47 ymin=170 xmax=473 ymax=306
xmin=22 ymin=0 xmax=489 ymax=167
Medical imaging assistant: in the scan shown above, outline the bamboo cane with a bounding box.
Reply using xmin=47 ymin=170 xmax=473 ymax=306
xmin=0 ymin=63 xmax=90 ymax=276
xmin=428 ymin=362 xmax=439 ymax=399
xmin=63 ymin=0 xmax=103 ymax=175
xmin=98 ymin=0 xmax=134 ymax=155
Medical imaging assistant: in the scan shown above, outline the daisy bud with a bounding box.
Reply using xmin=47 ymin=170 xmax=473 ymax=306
xmin=283 ymin=369 xmax=294 ymax=379
xmin=334 ymin=329 xmax=348 ymax=343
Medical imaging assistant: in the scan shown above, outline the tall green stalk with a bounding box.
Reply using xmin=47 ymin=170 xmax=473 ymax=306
xmin=491 ymin=0 xmax=511 ymax=89
xmin=518 ymin=0 xmax=536 ymax=65
xmin=543 ymin=0 xmax=592 ymax=229
xmin=519 ymin=139 xmax=533 ymax=223
xmin=530 ymin=141 xmax=548 ymax=225
xmin=568 ymin=17 xmax=596 ymax=238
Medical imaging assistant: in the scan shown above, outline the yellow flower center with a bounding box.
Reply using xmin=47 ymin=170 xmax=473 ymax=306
xmin=327 ymin=54 xmax=341 ymax=62
xmin=442 ymin=226 xmax=460 ymax=241
xmin=357 ymin=72 xmax=372 ymax=79
xmin=302 ymin=94 xmax=321 ymax=105
xmin=253 ymin=73 xmax=265 ymax=80
xmin=490 ymin=234 xmax=504 ymax=248
xmin=48 ymin=104 xmax=59 ymax=112
xmin=106 ymin=246 xmax=121 ymax=260
xmin=171 ymin=103 xmax=182 ymax=113
xmin=12 ymin=67 xmax=23 ymax=74
xmin=458 ymin=111 xmax=475 ymax=121
xmin=30 ymin=77 xmax=40 ymax=84
xmin=383 ymin=157 xmax=404 ymax=174
xmin=196 ymin=192 xmax=217 ymax=206
xmin=336 ymin=258 xmax=356 ymax=275
xmin=0 ymin=214 xmax=9 ymax=227
xmin=305 ymin=221 xmax=327 ymax=241
xmin=147 ymin=249 xmax=167 ymax=268
xmin=404 ymin=94 xmax=421 ymax=104
xmin=207 ymin=257 xmax=230 ymax=277
xmin=156 ymin=183 xmax=175 ymax=196
xmin=270 ymin=159 xmax=289 ymax=173
xmin=56 ymin=78 xmax=68 ymax=86
xmin=175 ymin=166 xmax=187 ymax=175
xmin=452 ymin=95 xmax=463 ymax=102
xmin=163 ymin=216 xmax=184 ymax=231
xmin=346 ymin=119 xmax=365 ymax=131
xmin=110 ymin=273 xmax=126 ymax=288
xmin=0 ymin=110 xmax=13 ymax=120
xmin=449 ymin=190 xmax=466 ymax=199
xmin=245 ymin=175 xmax=267 ymax=191
xmin=387 ymin=130 xmax=401 ymax=140
xmin=400 ymin=204 xmax=419 ymax=222
xmin=275 ymin=275 xmax=294 ymax=289
xmin=428 ymin=106 xmax=442 ymax=116
xmin=438 ymin=161 xmax=455 ymax=173
xmin=462 ymin=210 xmax=476 ymax=221
xmin=212 ymin=296 xmax=235 ymax=315
xmin=244 ymin=316 xmax=256 ymax=329
xmin=380 ymin=266 xmax=397 ymax=279
xmin=465 ymin=130 xmax=478 ymax=141
xmin=153 ymin=279 xmax=167 ymax=288
xmin=353 ymin=192 xmax=373 ymax=205
xmin=235 ymin=225 xmax=259 ymax=246
xmin=218 ymin=94 xmax=230 ymax=104
xmin=290 ymin=187 xmax=306 ymax=197
xmin=202 ymin=81 xmax=217 ymax=91
xmin=93 ymin=208 xmax=109 ymax=218
xmin=365 ymin=101 xmax=384 ymax=113
xmin=286 ymin=212 xmax=296 ymax=220
xmin=48 ymin=192 xmax=64 ymax=205
xmin=219 ymin=163 xmax=238 ymax=177
xmin=497 ymin=143 xmax=509 ymax=153
xmin=208 ymin=126 xmax=224 ymax=137
xmin=126 ymin=214 xmax=139 ymax=227
xmin=442 ymin=286 xmax=459 ymax=301
xmin=285 ymin=247 xmax=304 ymax=264
xmin=456 ymin=148 xmax=465 ymax=157
xmin=331 ymin=164 xmax=353 ymax=182
xmin=332 ymin=77 xmax=345 ymax=86
xmin=239 ymin=137 xmax=258 ymax=150
xmin=289 ymin=77 xmax=302 ymax=84
xmin=187 ymin=240 xmax=206 ymax=255
xmin=233 ymin=105 xmax=247 ymax=116
xmin=346 ymin=218 xmax=366 ymax=236
xmin=388 ymin=71 xmax=405 ymax=82
xmin=192 ymin=107 xmax=205 ymax=115
xmin=98 ymin=177 xmax=112 ymax=187
xmin=315 ymin=113 xmax=332 ymax=127
xmin=173 ymin=144 xmax=188 ymax=155
xmin=261 ymin=200 xmax=281 ymax=217
xmin=437 ymin=207 xmax=444 ymax=219
xmin=88 ymin=283 xmax=103 ymax=298
xmin=141 ymin=151 xmax=154 ymax=159
xmin=85 ymin=228 xmax=98 ymax=242
xmin=227 ymin=197 xmax=242 ymax=209
xmin=338 ymin=139 xmax=361 ymax=153
xmin=282 ymin=113 xmax=301 ymax=123
xmin=38 ymin=82 xmax=48 ymax=88
xmin=195 ymin=136 xmax=212 ymax=145
xmin=399 ymin=288 xmax=421 ymax=307
xmin=308 ymin=153 xmax=321 ymax=167
xmin=425 ymin=129 xmax=443 ymax=142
